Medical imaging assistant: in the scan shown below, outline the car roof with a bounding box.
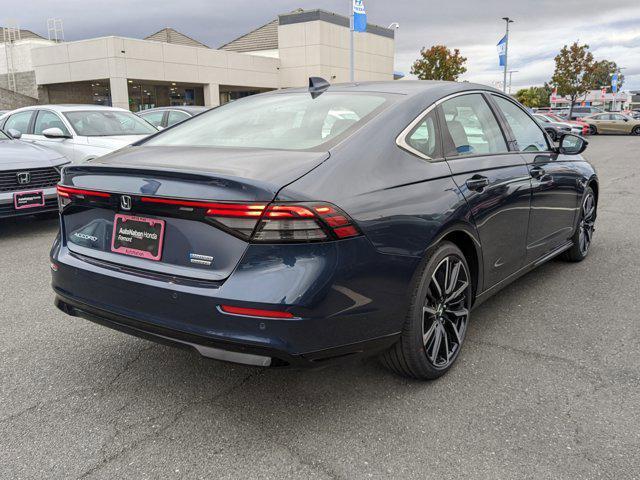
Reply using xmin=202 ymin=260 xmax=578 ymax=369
xmin=269 ymin=80 xmax=504 ymax=98
xmin=139 ymin=106 xmax=211 ymax=114
xmin=4 ymin=104 xmax=131 ymax=114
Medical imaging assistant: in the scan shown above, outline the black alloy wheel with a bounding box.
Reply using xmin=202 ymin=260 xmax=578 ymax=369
xmin=421 ymin=256 xmax=469 ymax=368
xmin=589 ymin=124 xmax=598 ymax=135
xmin=632 ymin=126 xmax=640 ymax=136
xmin=563 ymin=187 xmax=596 ymax=262
xmin=381 ymin=242 xmax=472 ymax=379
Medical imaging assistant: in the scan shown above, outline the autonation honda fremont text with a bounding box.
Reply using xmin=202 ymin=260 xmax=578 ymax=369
xmin=50 ymin=80 xmax=597 ymax=380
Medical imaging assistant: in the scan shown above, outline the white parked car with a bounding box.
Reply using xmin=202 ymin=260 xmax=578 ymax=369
xmin=0 ymin=105 xmax=158 ymax=163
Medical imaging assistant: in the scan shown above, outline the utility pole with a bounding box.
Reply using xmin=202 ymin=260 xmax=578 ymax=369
xmin=508 ymin=70 xmax=518 ymax=94
xmin=501 ymin=17 xmax=514 ymax=93
xmin=350 ymin=1 xmax=355 ymax=82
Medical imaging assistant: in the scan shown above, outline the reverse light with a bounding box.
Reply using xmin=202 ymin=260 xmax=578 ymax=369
xmin=219 ymin=305 xmax=295 ymax=319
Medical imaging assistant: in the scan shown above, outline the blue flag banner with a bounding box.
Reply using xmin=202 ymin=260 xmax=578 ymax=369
xmin=612 ymin=73 xmax=618 ymax=93
xmin=497 ymin=35 xmax=507 ymax=67
xmin=353 ymin=0 xmax=367 ymax=32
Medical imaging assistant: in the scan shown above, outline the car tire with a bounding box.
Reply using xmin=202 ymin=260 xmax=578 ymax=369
xmin=380 ymin=241 xmax=472 ymax=380
xmin=631 ymin=126 xmax=640 ymax=136
xmin=589 ymin=125 xmax=598 ymax=135
xmin=562 ymin=186 xmax=596 ymax=262
xmin=547 ymin=129 xmax=557 ymax=142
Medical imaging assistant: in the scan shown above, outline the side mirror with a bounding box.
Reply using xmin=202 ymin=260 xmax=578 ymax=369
xmin=623 ymin=118 xmax=629 ymax=122
xmin=42 ymin=127 xmax=70 ymax=139
xmin=6 ymin=129 xmax=22 ymax=139
xmin=558 ymin=134 xmax=588 ymax=155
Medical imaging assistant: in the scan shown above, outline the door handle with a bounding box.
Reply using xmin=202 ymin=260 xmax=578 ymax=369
xmin=530 ymin=166 xmax=545 ymax=178
xmin=465 ymin=175 xmax=489 ymax=191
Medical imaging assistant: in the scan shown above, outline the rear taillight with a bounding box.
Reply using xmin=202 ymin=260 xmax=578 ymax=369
xmin=57 ymin=185 xmax=111 ymax=210
xmin=206 ymin=202 xmax=361 ymax=242
xmin=57 ymin=185 xmax=360 ymax=243
xmin=57 ymin=185 xmax=111 ymax=199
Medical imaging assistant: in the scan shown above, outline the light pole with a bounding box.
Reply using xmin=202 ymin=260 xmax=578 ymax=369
xmin=501 ymin=17 xmax=514 ymax=93
xmin=388 ymin=23 xmax=400 ymax=72
xmin=508 ymin=70 xmax=518 ymax=94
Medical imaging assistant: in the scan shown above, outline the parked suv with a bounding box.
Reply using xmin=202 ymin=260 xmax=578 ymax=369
xmin=562 ymin=106 xmax=604 ymax=120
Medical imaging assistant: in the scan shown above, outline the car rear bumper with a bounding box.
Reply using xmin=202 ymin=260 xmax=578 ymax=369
xmin=51 ymin=236 xmax=419 ymax=367
xmin=54 ymin=293 xmax=399 ymax=367
xmin=0 ymin=187 xmax=58 ymax=218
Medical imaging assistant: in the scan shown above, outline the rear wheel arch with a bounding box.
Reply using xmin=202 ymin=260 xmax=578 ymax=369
xmin=422 ymin=228 xmax=481 ymax=305
xmin=440 ymin=231 xmax=481 ymax=303
xmin=588 ymin=177 xmax=599 ymax=205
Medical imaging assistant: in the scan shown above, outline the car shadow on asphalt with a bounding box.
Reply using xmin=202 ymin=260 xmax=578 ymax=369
xmin=0 ymin=214 xmax=59 ymax=239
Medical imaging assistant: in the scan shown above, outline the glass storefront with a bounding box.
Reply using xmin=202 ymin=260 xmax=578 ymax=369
xmin=128 ymin=81 xmax=204 ymax=112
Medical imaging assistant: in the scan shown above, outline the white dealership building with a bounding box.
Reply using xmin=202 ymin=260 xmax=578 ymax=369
xmin=1 ymin=9 xmax=396 ymax=111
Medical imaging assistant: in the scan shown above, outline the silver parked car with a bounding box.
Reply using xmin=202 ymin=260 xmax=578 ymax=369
xmin=0 ymin=128 xmax=69 ymax=218
xmin=0 ymin=105 xmax=158 ymax=163
xmin=137 ymin=106 xmax=211 ymax=129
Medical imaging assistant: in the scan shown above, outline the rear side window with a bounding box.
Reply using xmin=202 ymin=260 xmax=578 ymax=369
xmin=492 ymin=96 xmax=549 ymax=152
xmin=34 ymin=111 xmax=71 ymax=136
xmin=405 ymin=110 xmax=441 ymax=158
xmin=167 ymin=110 xmax=190 ymax=127
xmin=140 ymin=111 xmax=165 ymax=128
xmin=440 ymin=94 xmax=508 ymax=157
xmin=4 ymin=111 xmax=33 ymax=134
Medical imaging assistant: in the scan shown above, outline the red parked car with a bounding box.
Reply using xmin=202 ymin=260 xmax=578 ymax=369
xmin=546 ymin=113 xmax=590 ymax=135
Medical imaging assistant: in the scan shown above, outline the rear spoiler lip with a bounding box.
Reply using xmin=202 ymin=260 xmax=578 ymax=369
xmin=60 ymin=163 xmax=282 ymax=203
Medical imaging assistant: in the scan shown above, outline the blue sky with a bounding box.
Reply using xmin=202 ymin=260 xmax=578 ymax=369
xmin=4 ymin=0 xmax=640 ymax=91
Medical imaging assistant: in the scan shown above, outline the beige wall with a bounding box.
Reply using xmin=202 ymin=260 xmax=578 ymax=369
xmin=0 ymin=39 xmax=56 ymax=75
xmin=278 ymin=20 xmax=395 ymax=87
xmin=31 ymin=36 xmax=281 ymax=107
xmin=29 ymin=20 xmax=395 ymax=108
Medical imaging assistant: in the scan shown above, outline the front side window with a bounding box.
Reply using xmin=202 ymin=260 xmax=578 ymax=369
xmin=64 ymin=110 xmax=158 ymax=136
xmin=405 ymin=110 xmax=441 ymax=158
xmin=167 ymin=110 xmax=190 ymax=127
xmin=34 ymin=111 xmax=71 ymax=136
xmin=144 ymin=93 xmax=390 ymax=151
xmin=139 ymin=111 xmax=165 ymax=128
xmin=440 ymin=94 xmax=508 ymax=156
xmin=493 ymin=95 xmax=549 ymax=152
xmin=4 ymin=111 xmax=33 ymax=134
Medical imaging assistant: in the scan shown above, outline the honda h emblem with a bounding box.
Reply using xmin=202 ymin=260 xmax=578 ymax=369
xmin=120 ymin=195 xmax=132 ymax=211
xmin=17 ymin=172 xmax=31 ymax=185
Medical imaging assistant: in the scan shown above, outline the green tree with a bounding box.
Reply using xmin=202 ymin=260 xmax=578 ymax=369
xmin=411 ymin=45 xmax=467 ymax=81
xmin=586 ymin=60 xmax=624 ymax=91
xmin=515 ymin=85 xmax=553 ymax=108
xmin=551 ymin=42 xmax=595 ymax=119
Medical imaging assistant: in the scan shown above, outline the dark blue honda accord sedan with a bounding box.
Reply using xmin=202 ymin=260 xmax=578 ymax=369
xmin=51 ymin=80 xmax=598 ymax=379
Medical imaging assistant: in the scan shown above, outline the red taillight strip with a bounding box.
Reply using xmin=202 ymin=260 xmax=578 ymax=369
xmin=57 ymin=185 xmax=111 ymax=198
xmin=264 ymin=205 xmax=315 ymax=218
xmin=141 ymin=196 xmax=266 ymax=217
xmin=219 ymin=305 xmax=295 ymax=319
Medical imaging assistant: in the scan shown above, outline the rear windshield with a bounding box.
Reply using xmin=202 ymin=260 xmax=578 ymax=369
xmin=143 ymin=92 xmax=391 ymax=150
xmin=64 ymin=111 xmax=158 ymax=136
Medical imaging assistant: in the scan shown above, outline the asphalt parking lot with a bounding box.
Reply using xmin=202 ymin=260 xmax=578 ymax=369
xmin=1 ymin=135 xmax=638 ymax=480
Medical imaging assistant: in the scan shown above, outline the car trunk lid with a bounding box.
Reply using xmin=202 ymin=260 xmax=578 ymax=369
xmin=59 ymin=147 xmax=329 ymax=281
